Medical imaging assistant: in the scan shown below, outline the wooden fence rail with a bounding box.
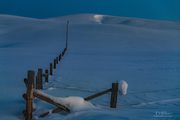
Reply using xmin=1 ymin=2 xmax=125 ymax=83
xmin=33 ymin=90 xmax=70 ymax=112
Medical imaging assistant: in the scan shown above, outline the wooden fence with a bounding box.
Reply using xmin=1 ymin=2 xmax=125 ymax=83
xmin=23 ymin=70 xmax=119 ymax=119
xmin=22 ymin=21 xmax=120 ymax=120
xmin=23 ymin=44 xmax=68 ymax=120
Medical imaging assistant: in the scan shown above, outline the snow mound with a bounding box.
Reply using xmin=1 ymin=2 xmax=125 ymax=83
xmin=34 ymin=90 xmax=95 ymax=112
xmin=119 ymin=80 xmax=128 ymax=95
xmin=57 ymin=96 xmax=96 ymax=112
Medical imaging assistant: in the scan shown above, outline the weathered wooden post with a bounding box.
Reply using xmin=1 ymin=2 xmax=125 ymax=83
xmin=53 ymin=59 xmax=56 ymax=69
xmin=25 ymin=70 xmax=35 ymax=120
xmin=50 ymin=63 xmax=53 ymax=75
xmin=45 ymin=69 xmax=49 ymax=83
xmin=36 ymin=68 xmax=43 ymax=89
xmin=110 ymin=82 xmax=119 ymax=108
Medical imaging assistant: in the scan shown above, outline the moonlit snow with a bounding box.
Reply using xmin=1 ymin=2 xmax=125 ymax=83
xmin=119 ymin=80 xmax=128 ymax=95
xmin=0 ymin=14 xmax=180 ymax=120
xmin=93 ymin=15 xmax=104 ymax=24
xmin=34 ymin=90 xmax=95 ymax=112
xmin=57 ymin=96 xmax=96 ymax=112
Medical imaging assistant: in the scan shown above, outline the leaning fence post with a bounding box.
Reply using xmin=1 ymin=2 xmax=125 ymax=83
xmin=25 ymin=70 xmax=35 ymax=120
xmin=110 ymin=82 xmax=119 ymax=108
xmin=45 ymin=69 xmax=49 ymax=83
xmin=50 ymin=63 xmax=53 ymax=75
xmin=36 ymin=68 xmax=43 ymax=89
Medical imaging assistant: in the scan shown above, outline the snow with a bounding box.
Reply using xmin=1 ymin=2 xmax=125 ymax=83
xmin=119 ymin=80 xmax=128 ymax=95
xmin=57 ymin=96 xmax=96 ymax=112
xmin=34 ymin=90 xmax=95 ymax=112
xmin=0 ymin=13 xmax=180 ymax=120
xmin=93 ymin=15 xmax=104 ymax=24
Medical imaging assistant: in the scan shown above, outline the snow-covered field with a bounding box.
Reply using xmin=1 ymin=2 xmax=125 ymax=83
xmin=0 ymin=14 xmax=180 ymax=120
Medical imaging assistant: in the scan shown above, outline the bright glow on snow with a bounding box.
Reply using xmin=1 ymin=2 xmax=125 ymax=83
xmin=93 ymin=15 xmax=104 ymax=23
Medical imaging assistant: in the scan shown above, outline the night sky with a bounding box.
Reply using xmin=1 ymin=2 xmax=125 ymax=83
xmin=0 ymin=0 xmax=179 ymax=21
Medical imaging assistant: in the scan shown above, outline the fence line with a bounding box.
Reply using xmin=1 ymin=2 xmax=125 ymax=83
xmin=22 ymin=21 xmax=69 ymax=120
xmin=22 ymin=20 xmax=120 ymax=120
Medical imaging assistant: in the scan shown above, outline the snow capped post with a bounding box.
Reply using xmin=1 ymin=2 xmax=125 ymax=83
xmin=110 ymin=80 xmax=128 ymax=108
xmin=110 ymin=82 xmax=119 ymax=108
xmin=25 ymin=70 xmax=35 ymax=120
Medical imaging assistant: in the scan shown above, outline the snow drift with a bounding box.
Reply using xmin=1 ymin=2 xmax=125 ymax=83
xmin=57 ymin=96 xmax=96 ymax=112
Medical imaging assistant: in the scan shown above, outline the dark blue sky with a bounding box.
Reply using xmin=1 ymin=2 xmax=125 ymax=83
xmin=0 ymin=0 xmax=179 ymax=21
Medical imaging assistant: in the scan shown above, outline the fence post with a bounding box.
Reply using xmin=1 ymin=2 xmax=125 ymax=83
xmin=56 ymin=57 xmax=59 ymax=64
xmin=53 ymin=59 xmax=56 ymax=69
xmin=110 ymin=82 xmax=119 ymax=108
xmin=36 ymin=68 xmax=43 ymax=89
xmin=25 ymin=70 xmax=35 ymax=120
xmin=45 ymin=69 xmax=49 ymax=83
xmin=50 ymin=63 xmax=53 ymax=75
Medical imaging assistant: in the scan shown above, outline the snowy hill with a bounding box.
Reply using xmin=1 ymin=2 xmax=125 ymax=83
xmin=0 ymin=14 xmax=180 ymax=120
xmin=47 ymin=14 xmax=180 ymax=29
